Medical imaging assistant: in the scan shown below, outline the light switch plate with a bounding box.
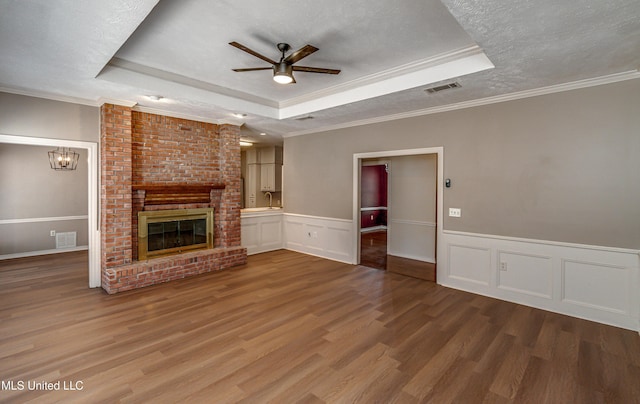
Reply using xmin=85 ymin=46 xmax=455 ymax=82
xmin=449 ymin=208 xmax=461 ymax=217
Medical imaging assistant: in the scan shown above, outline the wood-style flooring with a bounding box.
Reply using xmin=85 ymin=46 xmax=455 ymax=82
xmin=361 ymin=230 xmax=436 ymax=281
xmin=1 ymin=250 xmax=640 ymax=403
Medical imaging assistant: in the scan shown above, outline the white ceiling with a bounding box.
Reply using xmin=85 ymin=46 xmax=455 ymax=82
xmin=1 ymin=0 xmax=639 ymax=146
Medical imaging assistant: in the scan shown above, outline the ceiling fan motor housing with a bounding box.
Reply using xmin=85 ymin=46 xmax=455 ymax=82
xmin=274 ymin=62 xmax=293 ymax=76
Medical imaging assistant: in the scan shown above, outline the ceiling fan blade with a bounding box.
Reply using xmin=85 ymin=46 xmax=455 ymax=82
xmin=293 ymin=66 xmax=341 ymax=75
xmin=283 ymin=45 xmax=319 ymax=64
xmin=229 ymin=42 xmax=277 ymax=65
xmin=232 ymin=67 xmax=272 ymax=72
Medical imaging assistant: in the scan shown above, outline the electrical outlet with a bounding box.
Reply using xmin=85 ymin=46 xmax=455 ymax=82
xmin=500 ymin=262 xmax=508 ymax=271
xmin=50 ymin=230 xmax=56 ymax=237
xmin=449 ymin=208 xmax=461 ymax=217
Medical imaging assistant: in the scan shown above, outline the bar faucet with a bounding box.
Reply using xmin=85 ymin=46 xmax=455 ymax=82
xmin=264 ymin=191 xmax=273 ymax=208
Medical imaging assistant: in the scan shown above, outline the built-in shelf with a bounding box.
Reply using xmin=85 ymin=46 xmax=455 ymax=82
xmin=360 ymin=206 xmax=388 ymax=211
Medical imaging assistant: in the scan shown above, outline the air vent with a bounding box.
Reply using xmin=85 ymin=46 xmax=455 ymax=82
xmin=56 ymin=232 xmax=77 ymax=249
xmin=425 ymin=82 xmax=461 ymax=94
xmin=294 ymin=115 xmax=314 ymax=121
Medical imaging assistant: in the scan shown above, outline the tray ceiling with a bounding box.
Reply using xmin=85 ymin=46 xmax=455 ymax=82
xmin=1 ymin=0 xmax=639 ymax=144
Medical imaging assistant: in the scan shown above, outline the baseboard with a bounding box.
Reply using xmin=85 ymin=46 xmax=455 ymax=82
xmin=387 ymin=252 xmax=436 ymax=264
xmin=0 ymin=246 xmax=89 ymax=261
xmin=250 ymin=213 xmax=640 ymax=331
xmin=439 ymin=231 xmax=639 ymax=331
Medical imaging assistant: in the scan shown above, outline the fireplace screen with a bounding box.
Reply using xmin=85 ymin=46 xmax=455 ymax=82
xmin=138 ymin=208 xmax=214 ymax=260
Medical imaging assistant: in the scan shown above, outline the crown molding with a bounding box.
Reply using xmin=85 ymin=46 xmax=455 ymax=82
xmin=0 ymin=86 xmax=98 ymax=107
xmin=279 ymin=46 xmax=485 ymax=108
xmin=98 ymin=97 xmax=137 ymax=108
xmin=283 ymin=70 xmax=640 ymax=137
xmin=277 ymin=47 xmax=493 ymax=119
xmin=105 ymin=58 xmax=278 ymax=108
xmin=132 ymin=105 xmax=230 ymax=125
xmin=132 ymin=105 xmax=243 ymax=127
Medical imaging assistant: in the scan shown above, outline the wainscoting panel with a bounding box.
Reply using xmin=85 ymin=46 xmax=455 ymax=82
xmin=440 ymin=231 xmax=640 ymax=331
xmin=497 ymin=251 xmax=553 ymax=299
xmin=447 ymin=244 xmax=491 ymax=287
xmin=387 ymin=219 xmax=436 ymax=263
xmin=240 ymin=213 xmax=284 ymax=255
xmin=283 ymin=214 xmax=353 ymax=264
xmin=240 ymin=221 xmax=259 ymax=252
xmin=259 ymin=218 xmax=284 ymax=252
xmin=562 ymin=259 xmax=629 ymax=314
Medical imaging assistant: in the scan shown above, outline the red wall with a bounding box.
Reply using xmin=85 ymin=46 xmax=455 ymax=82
xmin=361 ymin=165 xmax=387 ymax=207
xmin=361 ymin=165 xmax=388 ymax=228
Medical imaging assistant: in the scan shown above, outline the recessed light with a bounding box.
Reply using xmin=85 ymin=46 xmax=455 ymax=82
xmin=147 ymin=95 xmax=164 ymax=101
xmin=232 ymin=113 xmax=247 ymax=118
xmin=259 ymin=132 xmax=267 ymax=136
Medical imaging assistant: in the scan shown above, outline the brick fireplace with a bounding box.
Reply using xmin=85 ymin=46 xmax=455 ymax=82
xmin=100 ymin=104 xmax=247 ymax=294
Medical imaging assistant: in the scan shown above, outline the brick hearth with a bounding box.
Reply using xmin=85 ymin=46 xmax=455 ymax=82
xmin=100 ymin=105 xmax=246 ymax=294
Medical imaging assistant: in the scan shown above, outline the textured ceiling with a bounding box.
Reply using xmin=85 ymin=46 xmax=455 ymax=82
xmin=0 ymin=0 xmax=639 ymax=146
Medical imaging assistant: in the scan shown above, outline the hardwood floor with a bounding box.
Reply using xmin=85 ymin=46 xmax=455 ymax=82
xmin=360 ymin=230 xmax=388 ymax=270
xmin=1 ymin=250 xmax=640 ymax=403
xmin=386 ymin=255 xmax=436 ymax=282
xmin=361 ymin=230 xmax=436 ymax=281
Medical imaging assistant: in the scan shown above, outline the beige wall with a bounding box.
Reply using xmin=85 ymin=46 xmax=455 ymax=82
xmin=284 ymin=79 xmax=640 ymax=249
xmin=0 ymin=92 xmax=99 ymax=142
xmin=387 ymin=154 xmax=437 ymax=261
xmin=0 ymin=144 xmax=88 ymax=254
xmin=0 ymin=92 xmax=96 ymax=255
xmin=388 ymin=154 xmax=437 ymax=224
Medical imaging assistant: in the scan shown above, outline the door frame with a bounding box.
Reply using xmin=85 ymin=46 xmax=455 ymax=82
xmin=352 ymin=147 xmax=444 ymax=276
xmin=0 ymin=134 xmax=101 ymax=288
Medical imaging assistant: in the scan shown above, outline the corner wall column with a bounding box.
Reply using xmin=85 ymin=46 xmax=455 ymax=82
xmin=217 ymin=124 xmax=242 ymax=248
xmin=100 ymin=104 xmax=134 ymax=291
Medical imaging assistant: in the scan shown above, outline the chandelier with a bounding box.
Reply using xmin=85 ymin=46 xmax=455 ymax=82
xmin=48 ymin=147 xmax=79 ymax=171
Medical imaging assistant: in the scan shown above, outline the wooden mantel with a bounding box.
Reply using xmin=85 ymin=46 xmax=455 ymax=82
xmin=132 ymin=184 xmax=226 ymax=205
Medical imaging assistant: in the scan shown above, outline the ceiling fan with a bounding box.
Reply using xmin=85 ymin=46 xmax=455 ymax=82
xmin=229 ymin=41 xmax=340 ymax=84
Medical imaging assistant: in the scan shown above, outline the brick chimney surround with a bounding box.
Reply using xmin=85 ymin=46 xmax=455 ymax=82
xmin=100 ymin=104 xmax=247 ymax=294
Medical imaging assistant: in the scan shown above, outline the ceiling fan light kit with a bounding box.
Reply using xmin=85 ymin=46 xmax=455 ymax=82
xmin=230 ymin=41 xmax=340 ymax=85
xmin=273 ymin=62 xmax=294 ymax=84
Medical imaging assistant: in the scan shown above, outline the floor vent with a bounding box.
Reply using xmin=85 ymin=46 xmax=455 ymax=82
xmin=56 ymin=232 xmax=77 ymax=249
xmin=425 ymin=81 xmax=461 ymax=93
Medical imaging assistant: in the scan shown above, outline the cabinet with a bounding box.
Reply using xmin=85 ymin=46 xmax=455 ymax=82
xmin=245 ymin=164 xmax=259 ymax=207
xmin=246 ymin=148 xmax=260 ymax=164
xmin=244 ymin=146 xmax=283 ymax=205
xmin=260 ymin=146 xmax=283 ymax=164
xmin=260 ymin=163 xmax=282 ymax=192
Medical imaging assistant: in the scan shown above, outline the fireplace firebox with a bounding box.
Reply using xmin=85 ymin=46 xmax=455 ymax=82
xmin=138 ymin=208 xmax=214 ymax=260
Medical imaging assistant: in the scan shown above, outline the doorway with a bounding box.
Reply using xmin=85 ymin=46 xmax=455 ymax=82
xmin=0 ymin=134 xmax=100 ymax=288
xmin=353 ymin=148 xmax=444 ymax=282
xmin=359 ymin=161 xmax=389 ymax=270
